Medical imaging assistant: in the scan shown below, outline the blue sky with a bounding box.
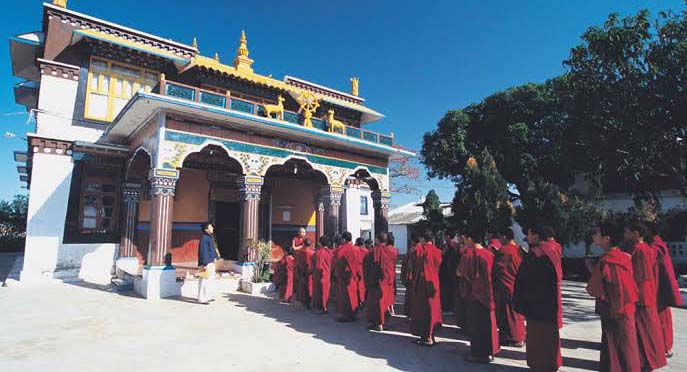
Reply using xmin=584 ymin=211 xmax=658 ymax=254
xmin=2 ymin=0 xmax=685 ymax=207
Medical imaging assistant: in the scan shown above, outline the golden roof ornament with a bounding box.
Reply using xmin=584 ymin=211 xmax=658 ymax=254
xmin=53 ymin=0 xmax=67 ymax=8
xmin=350 ymin=77 xmax=359 ymax=96
xmin=214 ymin=52 xmax=220 ymax=61
xmin=192 ymin=37 xmax=198 ymax=50
xmin=233 ymin=30 xmax=254 ymax=73
xmin=297 ymin=91 xmax=319 ymax=128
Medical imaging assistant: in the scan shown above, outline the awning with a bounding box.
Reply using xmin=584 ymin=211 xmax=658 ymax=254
xmin=14 ymin=80 xmax=39 ymax=111
xmin=9 ymin=31 xmax=44 ymax=81
xmin=71 ymin=29 xmax=190 ymax=68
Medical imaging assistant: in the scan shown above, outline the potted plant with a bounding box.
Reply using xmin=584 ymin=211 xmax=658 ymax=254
xmin=240 ymin=239 xmax=275 ymax=295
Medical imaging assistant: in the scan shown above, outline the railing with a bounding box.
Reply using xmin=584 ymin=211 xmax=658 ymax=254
xmin=153 ymin=76 xmax=394 ymax=147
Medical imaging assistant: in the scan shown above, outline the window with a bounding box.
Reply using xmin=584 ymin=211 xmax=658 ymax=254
xmin=85 ymin=57 xmax=158 ymax=121
xmin=78 ymin=170 xmax=118 ymax=233
xmin=360 ymin=196 xmax=368 ymax=215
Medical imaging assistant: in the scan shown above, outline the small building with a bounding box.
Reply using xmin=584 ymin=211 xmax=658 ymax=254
xmin=388 ymin=200 xmax=452 ymax=254
xmin=9 ymin=1 xmax=413 ymax=297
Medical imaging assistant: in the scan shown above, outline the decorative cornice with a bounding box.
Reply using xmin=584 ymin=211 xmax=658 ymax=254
xmin=29 ymin=136 xmax=73 ymax=156
xmin=149 ymin=176 xmax=176 ymax=196
xmin=38 ymin=58 xmax=80 ymax=81
xmin=44 ymin=3 xmax=196 ymax=60
xmin=321 ymin=186 xmax=344 ymax=208
xmin=122 ymin=183 xmax=142 ymax=202
xmin=238 ymin=176 xmax=263 ymax=201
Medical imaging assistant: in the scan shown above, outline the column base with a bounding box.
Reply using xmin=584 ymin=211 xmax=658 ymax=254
xmin=232 ymin=262 xmax=256 ymax=280
xmin=134 ymin=266 xmax=179 ymax=299
xmin=115 ymin=257 xmax=140 ymax=277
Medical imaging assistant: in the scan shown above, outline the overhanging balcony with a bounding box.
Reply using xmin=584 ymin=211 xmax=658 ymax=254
xmin=104 ymin=79 xmax=413 ymax=158
xmin=154 ymin=79 xmax=396 ymax=147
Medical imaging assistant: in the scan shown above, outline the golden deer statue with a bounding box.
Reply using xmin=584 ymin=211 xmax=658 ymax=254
xmin=262 ymin=95 xmax=285 ymax=120
xmin=326 ymin=109 xmax=345 ymax=134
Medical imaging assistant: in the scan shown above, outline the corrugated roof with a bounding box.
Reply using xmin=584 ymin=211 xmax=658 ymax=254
xmin=388 ymin=201 xmax=452 ymax=225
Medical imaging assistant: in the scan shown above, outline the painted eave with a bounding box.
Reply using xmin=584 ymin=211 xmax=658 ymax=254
xmin=104 ymin=91 xmax=415 ymax=158
xmin=9 ymin=31 xmax=44 ymax=81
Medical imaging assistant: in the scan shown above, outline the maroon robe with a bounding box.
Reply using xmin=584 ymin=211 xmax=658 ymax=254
xmin=518 ymin=241 xmax=563 ymax=372
xmin=311 ymin=247 xmax=333 ymax=311
xmin=364 ymin=243 xmax=398 ymax=326
xmin=410 ymin=242 xmax=443 ymax=340
xmin=493 ymin=242 xmax=526 ymax=343
xmin=401 ymin=245 xmax=418 ymax=317
xmin=275 ymin=255 xmax=294 ymax=302
xmin=355 ymin=245 xmax=368 ymax=305
xmin=631 ymin=241 xmax=667 ymax=370
xmin=460 ymin=246 xmax=500 ymax=358
xmin=294 ymin=248 xmax=314 ymax=307
xmin=652 ymin=235 xmax=684 ymax=354
xmin=454 ymin=245 xmax=468 ymax=329
xmin=334 ymin=242 xmax=365 ymax=318
xmin=587 ymin=247 xmax=641 ymax=372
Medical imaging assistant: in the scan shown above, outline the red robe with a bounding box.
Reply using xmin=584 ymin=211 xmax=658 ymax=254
xmin=587 ymin=248 xmax=641 ymax=372
xmin=311 ymin=247 xmax=333 ymax=311
xmin=630 ymin=241 xmax=667 ymax=370
xmin=652 ymin=235 xmax=684 ymax=354
xmin=493 ymin=242 xmax=526 ymax=343
xmin=334 ymin=242 xmax=365 ymax=318
xmin=410 ymin=242 xmax=443 ymax=340
xmin=355 ymin=245 xmax=368 ymax=305
xmin=454 ymin=245 xmax=468 ymax=329
xmin=294 ymin=248 xmax=314 ymax=307
xmin=364 ymin=243 xmax=398 ymax=326
xmin=274 ymin=255 xmax=294 ymax=302
xmin=460 ymin=247 xmax=500 ymax=358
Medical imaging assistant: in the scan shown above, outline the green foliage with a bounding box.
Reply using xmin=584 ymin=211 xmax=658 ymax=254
xmin=452 ymin=149 xmax=512 ymax=241
xmin=0 ymin=195 xmax=28 ymax=252
xmin=247 ymin=240 xmax=273 ymax=283
xmin=415 ymin=189 xmax=447 ymax=244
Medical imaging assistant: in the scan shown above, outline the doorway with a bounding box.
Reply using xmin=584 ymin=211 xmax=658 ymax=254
xmin=214 ymin=201 xmax=240 ymax=260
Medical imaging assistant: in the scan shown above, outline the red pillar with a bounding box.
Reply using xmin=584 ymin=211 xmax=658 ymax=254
xmin=119 ymin=183 xmax=141 ymax=258
xmin=315 ymin=200 xmax=325 ymax=240
xmin=148 ymin=173 xmax=177 ymax=266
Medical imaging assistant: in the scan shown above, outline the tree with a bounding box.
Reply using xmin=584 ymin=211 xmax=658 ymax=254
xmin=389 ymin=146 xmax=420 ymax=194
xmin=451 ymin=149 xmax=513 ymax=241
xmin=0 ymin=195 xmax=28 ymax=236
xmin=415 ymin=189 xmax=447 ymax=244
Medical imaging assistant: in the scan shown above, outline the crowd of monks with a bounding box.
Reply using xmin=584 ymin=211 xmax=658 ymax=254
xmin=272 ymin=220 xmax=683 ymax=371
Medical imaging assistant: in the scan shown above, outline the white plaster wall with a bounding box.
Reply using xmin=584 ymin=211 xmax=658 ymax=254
xmin=21 ymin=153 xmax=74 ymax=283
xmin=343 ymin=186 xmax=361 ymax=238
xmin=602 ymin=191 xmax=687 ymax=213
xmin=36 ymin=74 xmax=103 ymax=142
xmin=389 ymin=224 xmax=408 ymax=254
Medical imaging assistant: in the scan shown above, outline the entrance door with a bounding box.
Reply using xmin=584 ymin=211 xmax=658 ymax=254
xmin=214 ymin=201 xmax=240 ymax=260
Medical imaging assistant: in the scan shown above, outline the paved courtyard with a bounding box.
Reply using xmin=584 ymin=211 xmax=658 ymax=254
xmin=0 ymin=279 xmax=685 ymax=372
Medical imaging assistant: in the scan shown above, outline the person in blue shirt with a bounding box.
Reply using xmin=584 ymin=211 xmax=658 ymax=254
xmin=197 ymin=222 xmax=218 ymax=304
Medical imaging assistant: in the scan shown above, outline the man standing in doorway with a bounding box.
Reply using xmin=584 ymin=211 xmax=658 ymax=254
xmin=198 ymin=223 xmax=218 ymax=305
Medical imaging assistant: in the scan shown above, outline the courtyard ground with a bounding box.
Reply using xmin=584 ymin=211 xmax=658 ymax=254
xmin=0 ymin=279 xmax=685 ymax=371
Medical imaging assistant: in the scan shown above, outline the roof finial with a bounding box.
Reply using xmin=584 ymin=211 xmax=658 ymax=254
xmin=192 ymin=37 xmax=198 ymax=50
xmin=214 ymin=52 xmax=220 ymax=61
xmin=53 ymin=0 xmax=67 ymax=8
xmin=233 ymin=29 xmax=254 ymax=72
xmin=350 ymin=77 xmax=359 ymax=96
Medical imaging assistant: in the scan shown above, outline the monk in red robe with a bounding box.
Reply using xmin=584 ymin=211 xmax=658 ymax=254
xmin=493 ymin=228 xmax=526 ymax=347
xmin=459 ymin=230 xmax=500 ymax=363
xmin=312 ymin=236 xmax=333 ymax=314
xmin=294 ymin=238 xmax=314 ymax=308
xmin=334 ymin=231 xmax=365 ymax=322
xmin=514 ymin=224 xmax=563 ymax=372
xmin=586 ymin=221 xmax=641 ymax=372
xmin=624 ymin=222 xmax=667 ymax=371
xmin=410 ymin=232 xmax=443 ymax=346
xmin=274 ymin=249 xmax=294 ymax=303
xmin=453 ymin=234 xmax=468 ymax=330
xmin=364 ymin=232 xmax=398 ymax=331
xmin=354 ymin=238 xmax=368 ymax=307
xmin=401 ymin=236 xmax=419 ymax=318
xmin=439 ymin=230 xmax=459 ymax=312
xmin=292 ymin=228 xmax=306 ymax=252
xmin=650 ymin=231 xmax=684 ymax=358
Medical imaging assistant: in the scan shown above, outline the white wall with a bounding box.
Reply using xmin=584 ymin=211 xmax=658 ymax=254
xmin=343 ymin=185 xmax=375 ymax=240
xmin=389 ymin=224 xmax=408 ymax=254
xmin=36 ymin=74 xmax=104 ymax=142
xmin=602 ymin=191 xmax=687 ymax=213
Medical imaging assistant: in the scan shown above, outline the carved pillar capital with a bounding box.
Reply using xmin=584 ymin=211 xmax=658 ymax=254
xmin=320 ymin=185 xmax=344 ymax=208
xmin=122 ymin=183 xmax=142 ymax=203
xmin=372 ymin=190 xmax=391 ymax=211
xmin=238 ymin=176 xmax=264 ymax=201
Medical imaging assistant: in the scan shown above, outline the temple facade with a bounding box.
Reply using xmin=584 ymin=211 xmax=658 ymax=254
xmin=9 ymin=1 xmax=412 ymax=297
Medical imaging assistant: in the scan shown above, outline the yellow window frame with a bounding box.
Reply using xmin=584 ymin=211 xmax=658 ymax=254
xmin=84 ymin=56 xmax=158 ymax=122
